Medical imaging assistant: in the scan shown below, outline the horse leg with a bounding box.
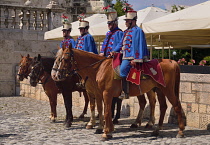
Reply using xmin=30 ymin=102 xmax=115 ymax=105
xmin=102 ymin=91 xmax=114 ymax=140
xmin=164 ymin=89 xmax=185 ymax=138
xmin=62 ymin=92 xmax=73 ymax=128
xmin=130 ymin=94 xmax=146 ymax=128
xmin=95 ymin=96 xmax=104 ymax=134
xmin=112 ymin=97 xmax=122 ymax=124
xmin=151 ymin=88 xmax=167 ymax=136
xmin=115 ymin=98 xmax=122 ymax=122
xmin=48 ymin=94 xmax=57 ymax=123
xmin=86 ymin=93 xmax=96 ymax=129
xmin=79 ymin=91 xmax=89 ymax=118
xmin=145 ymin=89 xmax=156 ymax=128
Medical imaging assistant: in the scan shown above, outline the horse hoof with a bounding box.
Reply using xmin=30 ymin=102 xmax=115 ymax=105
xmin=65 ymin=122 xmax=72 ymax=128
xmin=130 ymin=124 xmax=138 ymax=128
xmin=113 ymin=119 xmax=119 ymax=124
xmin=86 ymin=125 xmax=93 ymax=129
xmin=50 ymin=119 xmax=56 ymax=123
xmin=145 ymin=124 xmax=153 ymax=129
xmin=101 ymin=134 xmax=112 ymax=141
xmin=151 ymin=130 xmax=159 ymax=136
xmin=176 ymin=133 xmax=185 ymax=138
xmin=95 ymin=129 xmax=103 ymax=134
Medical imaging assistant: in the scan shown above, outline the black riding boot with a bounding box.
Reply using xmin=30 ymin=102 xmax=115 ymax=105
xmin=122 ymin=77 xmax=129 ymax=99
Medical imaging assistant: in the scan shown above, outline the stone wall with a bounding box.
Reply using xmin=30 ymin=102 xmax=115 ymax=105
xmin=0 ymin=28 xmax=60 ymax=96
xmin=19 ymin=73 xmax=210 ymax=129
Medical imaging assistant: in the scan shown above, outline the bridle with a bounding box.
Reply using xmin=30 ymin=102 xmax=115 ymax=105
xmin=57 ymin=49 xmax=109 ymax=77
xmin=17 ymin=60 xmax=31 ymax=79
xmin=29 ymin=61 xmax=45 ymax=84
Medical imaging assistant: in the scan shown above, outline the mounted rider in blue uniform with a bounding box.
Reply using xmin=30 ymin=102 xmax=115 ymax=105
xmin=75 ymin=14 xmax=98 ymax=54
xmin=60 ymin=15 xmax=75 ymax=49
xmin=99 ymin=8 xmax=123 ymax=57
xmin=111 ymin=4 xmax=149 ymax=99
xmin=100 ymin=6 xmax=124 ymax=124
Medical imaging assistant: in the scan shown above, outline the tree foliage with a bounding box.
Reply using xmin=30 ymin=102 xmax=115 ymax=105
xmin=113 ymin=0 xmax=128 ymax=16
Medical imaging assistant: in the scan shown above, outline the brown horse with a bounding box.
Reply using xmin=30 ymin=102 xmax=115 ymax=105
xmin=17 ymin=54 xmax=33 ymax=81
xmin=17 ymin=55 xmax=89 ymax=127
xmin=52 ymin=47 xmax=158 ymax=132
xmin=56 ymin=45 xmax=185 ymax=140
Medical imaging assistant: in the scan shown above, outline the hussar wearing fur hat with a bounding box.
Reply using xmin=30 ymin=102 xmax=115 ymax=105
xmin=75 ymin=13 xmax=98 ymax=54
xmin=100 ymin=5 xmax=123 ymax=57
xmin=111 ymin=2 xmax=149 ymax=99
xmin=60 ymin=14 xmax=75 ymax=49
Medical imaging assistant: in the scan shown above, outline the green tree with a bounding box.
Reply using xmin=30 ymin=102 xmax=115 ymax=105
xmin=171 ymin=4 xmax=185 ymax=13
xmin=113 ymin=0 xmax=128 ymax=16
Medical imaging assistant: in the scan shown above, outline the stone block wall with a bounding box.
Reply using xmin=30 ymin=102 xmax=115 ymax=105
xmin=20 ymin=73 xmax=210 ymax=129
xmin=0 ymin=28 xmax=60 ymax=96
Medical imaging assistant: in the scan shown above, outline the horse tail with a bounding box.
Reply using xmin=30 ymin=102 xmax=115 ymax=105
xmin=173 ymin=60 xmax=180 ymax=99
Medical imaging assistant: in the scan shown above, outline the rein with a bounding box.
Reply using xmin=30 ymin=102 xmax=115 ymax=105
xmin=66 ymin=50 xmax=109 ymax=75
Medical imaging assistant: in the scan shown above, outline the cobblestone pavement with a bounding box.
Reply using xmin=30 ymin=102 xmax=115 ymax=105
xmin=1 ymin=96 xmax=210 ymax=145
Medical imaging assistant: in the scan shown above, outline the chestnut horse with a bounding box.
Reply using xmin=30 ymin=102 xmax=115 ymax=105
xmin=17 ymin=54 xmax=33 ymax=81
xmin=56 ymin=46 xmax=185 ymax=140
xmin=17 ymin=55 xmax=89 ymax=127
xmin=52 ymin=48 xmax=158 ymax=131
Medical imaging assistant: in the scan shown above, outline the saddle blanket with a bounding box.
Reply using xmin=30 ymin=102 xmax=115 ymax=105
xmin=112 ymin=53 xmax=166 ymax=87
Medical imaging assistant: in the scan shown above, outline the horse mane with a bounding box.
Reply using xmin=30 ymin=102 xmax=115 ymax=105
xmin=40 ymin=57 xmax=55 ymax=74
xmin=73 ymin=48 xmax=106 ymax=61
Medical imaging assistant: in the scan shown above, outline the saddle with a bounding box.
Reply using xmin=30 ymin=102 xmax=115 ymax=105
xmin=112 ymin=53 xmax=166 ymax=87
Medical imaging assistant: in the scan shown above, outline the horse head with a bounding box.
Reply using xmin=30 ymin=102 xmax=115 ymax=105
xmin=29 ymin=54 xmax=44 ymax=87
xmin=17 ymin=54 xmax=33 ymax=81
xmin=52 ymin=44 xmax=74 ymax=81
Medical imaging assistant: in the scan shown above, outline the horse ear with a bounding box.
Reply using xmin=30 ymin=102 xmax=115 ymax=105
xmin=27 ymin=54 xmax=30 ymax=58
xmin=21 ymin=54 xmax=23 ymax=58
xmin=57 ymin=45 xmax=61 ymax=50
xmin=37 ymin=54 xmax=41 ymax=61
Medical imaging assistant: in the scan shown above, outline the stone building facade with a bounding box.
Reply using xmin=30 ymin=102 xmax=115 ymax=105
xmin=0 ymin=0 xmax=110 ymax=96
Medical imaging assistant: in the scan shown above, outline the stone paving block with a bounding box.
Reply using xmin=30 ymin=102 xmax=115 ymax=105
xmin=202 ymin=84 xmax=210 ymax=92
xmin=198 ymin=92 xmax=210 ymax=105
xmin=191 ymin=103 xmax=199 ymax=113
xmin=0 ymin=39 xmax=14 ymax=52
xmin=187 ymin=112 xmax=200 ymax=128
xmin=23 ymin=30 xmax=38 ymax=41
xmin=192 ymin=83 xmax=203 ymax=92
xmin=180 ymin=82 xmax=191 ymax=93
xmin=199 ymin=104 xmax=207 ymax=114
xmin=181 ymin=73 xmax=210 ymax=83
xmin=181 ymin=93 xmax=196 ymax=103
xmin=207 ymin=105 xmax=210 ymax=115
xmin=0 ymin=64 xmax=13 ymax=80
xmin=200 ymin=114 xmax=210 ymax=129
xmin=0 ymin=81 xmax=14 ymax=96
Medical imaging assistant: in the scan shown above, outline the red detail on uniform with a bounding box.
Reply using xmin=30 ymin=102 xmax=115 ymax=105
xmin=127 ymin=68 xmax=141 ymax=85
xmin=127 ymin=59 xmax=166 ymax=87
xmin=135 ymin=52 xmax=140 ymax=58
xmin=124 ymin=48 xmax=130 ymax=52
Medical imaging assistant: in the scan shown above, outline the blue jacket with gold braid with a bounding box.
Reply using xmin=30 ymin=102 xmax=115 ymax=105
xmin=100 ymin=27 xmax=123 ymax=57
xmin=75 ymin=33 xmax=98 ymax=54
xmin=113 ymin=26 xmax=149 ymax=62
xmin=60 ymin=37 xmax=75 ymax=48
